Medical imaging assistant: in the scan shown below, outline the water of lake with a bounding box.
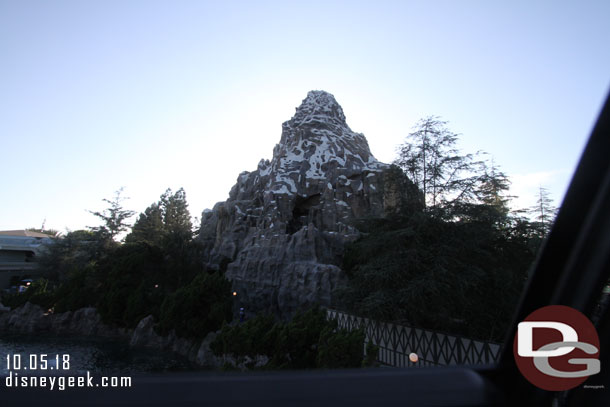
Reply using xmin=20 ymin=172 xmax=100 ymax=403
xmin=0 ymin=334 xmax=199 ymax=376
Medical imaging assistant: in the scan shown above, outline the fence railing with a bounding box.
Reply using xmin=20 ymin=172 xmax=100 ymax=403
xmin=326 ymin=309 xmax=502 ymax=367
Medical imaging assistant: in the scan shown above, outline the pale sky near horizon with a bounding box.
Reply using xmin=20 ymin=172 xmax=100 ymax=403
xmin=1 ymin=1 xmax=609 ymax=233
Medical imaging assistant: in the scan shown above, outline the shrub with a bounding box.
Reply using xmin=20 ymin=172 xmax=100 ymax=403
xmin=269 ymin=308 xmax=330 ymax=369
xmin=210 ymin=314 xmax=277 ymax=358
xmin=123 ymin=281 xmax=166 ymax=327
xmin=2 ymin=279 xmax=56 ymax=310
xmin=53 ymin=265 xmax=100 ymax=312
xmin=95 ymin=242 xmax=165 ymax=325
xmin=316 ymin=323 xmax=365 ymax=369
xmin=157 ymin=271 xmax=233 ymax=339
xmin=363 ymin=341 xmax=380 ymax=367
xmin=210 ymin=307 xmax=366 ymax=370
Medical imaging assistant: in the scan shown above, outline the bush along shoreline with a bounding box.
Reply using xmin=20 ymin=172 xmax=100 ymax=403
xmin=210 ymin=308 xmax=369 ymax=370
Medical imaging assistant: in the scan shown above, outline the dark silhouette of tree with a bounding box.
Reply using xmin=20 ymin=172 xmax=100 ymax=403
xmin=467 ymin=158 xmax=514 ymax=228
xmin=394 ymin=116 xmax=483 ymax=213
xmin=127 ymin=202 xmax=164 ymax=245
xmin=88 ymin=187 xmax=136 ymax=241
xmin=529 ymin=186 xmax=558 ymax=237
xmin=161 ymin=188 xmax=192 ymax=236
xmin=126 ymin=187 xmax=197 ymax=286
xmin=127 ymin=187 xmax=193 ymax=245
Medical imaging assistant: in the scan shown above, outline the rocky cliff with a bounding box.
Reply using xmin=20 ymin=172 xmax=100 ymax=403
xmin=198 ymin=91 xmax=420 ymax=316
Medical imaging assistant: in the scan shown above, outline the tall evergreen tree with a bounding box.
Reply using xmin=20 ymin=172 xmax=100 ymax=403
xmin=126 ymin=187 xmax=193 ymax=244
xmin=394 ymin=116 xmax=483 ymax=213
xmin=478 ymin=160 xmax=510 ymax=208
xmin=161 ymin=188 xmax=193 ymax=236
xmin=127 ymin=202 xmax=164 ymax=245
xmin=471 ymin=159 xmax=514 ymax=227
xmin=88 ymin=188 xmax=136 ymax=241
xmin=529 ymin=186 xmax=557 ymax=237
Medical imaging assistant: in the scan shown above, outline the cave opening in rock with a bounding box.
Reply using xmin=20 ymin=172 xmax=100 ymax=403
xmin=286 ymin=193 xmax=321 ymax=235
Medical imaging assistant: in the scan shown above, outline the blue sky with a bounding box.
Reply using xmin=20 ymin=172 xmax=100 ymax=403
xmin=1 ymin=0 xmax=609 ymax=232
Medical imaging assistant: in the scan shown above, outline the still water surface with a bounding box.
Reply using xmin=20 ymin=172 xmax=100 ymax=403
xmin=0 ymin=334 xmax=197 ymax=376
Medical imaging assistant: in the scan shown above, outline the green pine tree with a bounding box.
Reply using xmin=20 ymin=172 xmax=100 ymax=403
xmin=127 ymin=187 xmax=193 ymax=244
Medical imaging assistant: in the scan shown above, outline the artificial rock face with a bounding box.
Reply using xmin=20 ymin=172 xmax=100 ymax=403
xmin=198 ymin=91 xmax=418 ymax=316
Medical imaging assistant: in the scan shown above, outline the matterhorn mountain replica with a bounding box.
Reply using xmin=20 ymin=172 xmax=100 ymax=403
xmin=198 ymin=91 xmax=420 ymax=317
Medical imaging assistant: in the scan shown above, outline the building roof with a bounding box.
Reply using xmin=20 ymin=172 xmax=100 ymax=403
xmin=0 ymin=230 xmax=56 ymax=238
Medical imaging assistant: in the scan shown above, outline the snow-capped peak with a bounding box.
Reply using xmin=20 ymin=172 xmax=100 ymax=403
xmin=261 ymin=90 xmax=387 ymax=195
xmin=289 ymin=90 xmax=347 ymax=128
